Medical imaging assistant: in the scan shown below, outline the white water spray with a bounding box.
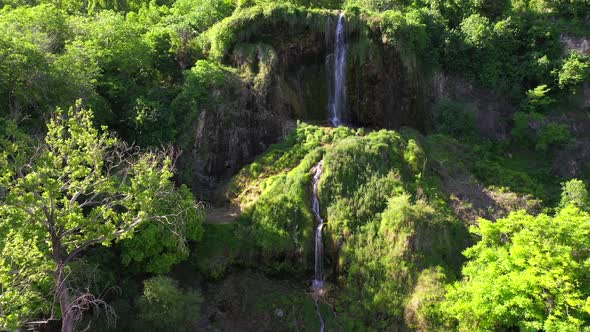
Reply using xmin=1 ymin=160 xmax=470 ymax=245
xmin=328 ymin=12 xmax=347 ymax=126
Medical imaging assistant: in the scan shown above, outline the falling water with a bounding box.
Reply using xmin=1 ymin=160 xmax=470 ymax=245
xmin=311 ymin=161 xmax=325 ymax=332
xmin=311 ymin=161 xmax=324 ymax=287
xmin=328 ymin=12 xmax=347 ymax=126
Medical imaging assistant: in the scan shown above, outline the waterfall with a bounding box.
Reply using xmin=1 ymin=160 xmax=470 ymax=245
xmin=311 ymin=161 xmax=325 ymax=332
xmin=311 ymin=161 xmax=324 ymax=288
xmin=328 ymin=12 xmax=347 ymax=126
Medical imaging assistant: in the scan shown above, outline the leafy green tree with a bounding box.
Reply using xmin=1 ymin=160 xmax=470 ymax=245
xmin=445 ymin=205 xmax=590 ymax=331
xmin=120 ymin=185 xmax=204 ymax=274
xmin=558 ymin=51 xmax=590 ymax=93
xmin=0 ymin=29 xmax=55 ymax=119
xmin=560 ymin=179 xmax=590 ymax=211
xmin=522 ymin=84 xmax=556 ymax=113
xmin=0 ymin=102 xmax=201 ymax=332
xmin=460 ymin=14 xmax=493 ymax=48
xmin=0 ymin=230 xmax=54 ymax=329
xmin=66 ymin=11 xmax=152 ymax=123
xmin=379 ymin=9 xmax=430 ymax=65
xmin=0 ymin=5 xmax=100 ymax=122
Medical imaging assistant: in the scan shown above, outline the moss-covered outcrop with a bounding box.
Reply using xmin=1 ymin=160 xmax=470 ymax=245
xmin=227 ymin=123 xmax=470 ymax=328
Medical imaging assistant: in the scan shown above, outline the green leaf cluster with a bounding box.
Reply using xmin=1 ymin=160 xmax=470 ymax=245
xmin=446 ymin=204 xmax=590 ymax=330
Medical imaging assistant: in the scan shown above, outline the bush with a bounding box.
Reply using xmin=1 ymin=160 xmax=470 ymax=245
xmin=522 ymin=85 xmax=556 ymax=113
xmin=433 ymin=100 xmax=476 ymax=137
xmin=137 ymin=276 xmax=203 ymax=331
xmin=535 ymin=123 xmax=571 ymax=152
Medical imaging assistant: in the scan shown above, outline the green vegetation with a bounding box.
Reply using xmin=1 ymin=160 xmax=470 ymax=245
xmin=230 ymin=124 xmax=471 ymax=327
xmin=559 ymin=51 xmax=590 ymax=92
xmin=137 ymin=276 xmax=203 ymax=331
xmin=445 ymin=204 xmax=590 ymax=331
xmin=0 ymin=103 xmax=202 ymax=330
xmin=191 ymin=223 xmax=241 ymax=279
xmin=1 ymin=0 xmax=589 ymax=330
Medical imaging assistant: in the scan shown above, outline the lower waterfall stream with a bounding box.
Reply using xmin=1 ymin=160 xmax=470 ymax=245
xmin=311 ymin=161 xmax=325 ymax=331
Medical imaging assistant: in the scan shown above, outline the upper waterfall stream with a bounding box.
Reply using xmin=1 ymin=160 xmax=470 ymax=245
xmin=328 ymin=12 xmax=347 ymax=126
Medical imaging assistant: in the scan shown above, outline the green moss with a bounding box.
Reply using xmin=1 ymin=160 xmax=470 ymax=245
xmin=230 ymin=124 xmax=470 ymax=327
xmin=229 ymin=122 xmax=356 ymax=204
xmin=336 ymin=192 xmax=467 ymax=328
xmin=201 ymin=4 xmax=338 ymax=62
xmin=238 ymin=150 xmax=321 ymax=274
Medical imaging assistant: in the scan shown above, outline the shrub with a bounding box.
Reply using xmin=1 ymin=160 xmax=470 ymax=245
xmin=445 ymin=207 xmax=590 ymax=330
xmin=522 ymin=85 xmax=556 ymax=113
xmin=535 ymin=123 xmax=571 ymax=152
xmin=137 ymin=276 xmax=203 ymax=331
xmin=433 ymin=100 xmax=476 ymax=138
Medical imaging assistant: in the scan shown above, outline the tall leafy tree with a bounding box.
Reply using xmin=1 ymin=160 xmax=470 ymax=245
xmin=445 ymin=204 xmax=590 ymax=331
xmin=0 ymin=102 xmax=202 ymax=332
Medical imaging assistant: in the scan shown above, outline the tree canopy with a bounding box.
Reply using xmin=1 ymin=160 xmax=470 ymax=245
xmin=0 ymin=102 xmax=202 ymax=330
xmin=445 ymin=201 xmax=590 ymax=331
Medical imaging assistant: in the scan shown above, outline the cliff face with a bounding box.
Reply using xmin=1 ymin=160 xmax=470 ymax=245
xmin=179 ymin=74 xmax=296 ymax=200
xmin=179 ymin=14 xmax=435 ymax=201
xmin=180 ymin=10 xmax=578 ymax=200
xmin=430 ymin=72 xmax=517 ymax=140
xmin=347 ymin=46 xmax=432 ymax=131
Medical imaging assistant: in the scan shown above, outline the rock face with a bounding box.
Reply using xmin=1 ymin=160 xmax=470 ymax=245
xmin=179 ymin=69 xmax=297 ymax=201
xmin=179 ymin=15 xmax=540 ymax=201
xmin=553 ymin=139 xmax=590 ymax=178
xmin=430 ymin=73 xmax=516 ymax=139
xmin=347 ymin=47 xmax=432 ymax=131
xmin=179 ymin=19 xmax=435 ymax=201
xmin=560 ymin=34 xmax=590 ymax=55
xmin=179 ymin=29 xmax=331 ymax=201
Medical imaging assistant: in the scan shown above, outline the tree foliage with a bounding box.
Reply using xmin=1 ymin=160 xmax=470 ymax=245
xmin=558 ymin=51 xmax=590 ymax=93
xmin=560 ymin=179 xmax=590 ymax=211
xmin=445 ymin=206 xmax=590 ymax=331
xmin=0 ymin=102 xmax=201 ymax=330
